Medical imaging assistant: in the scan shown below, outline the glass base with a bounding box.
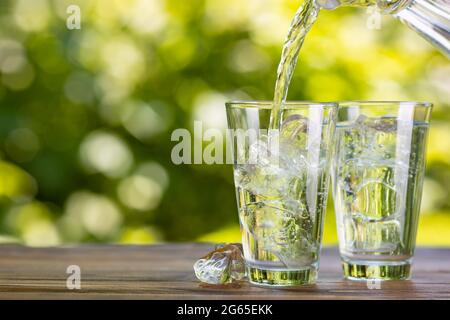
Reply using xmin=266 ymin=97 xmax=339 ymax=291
xmin=342 ymin=261 xmax=411 ymax=280
xmin=247 ymin=266 xmax=317 ymax=287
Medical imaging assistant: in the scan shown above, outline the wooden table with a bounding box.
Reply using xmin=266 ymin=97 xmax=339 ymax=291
xmin=0 ymin=243 xmax=448 ymax=299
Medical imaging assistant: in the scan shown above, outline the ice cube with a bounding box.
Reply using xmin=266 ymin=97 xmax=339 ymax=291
xmin=279 ymin=114 xmax=310 ymax=170
xmin=280 ymin=114 xmax=308 ymax=149
xmin=214 ymin=243 xmax=246 ymax=281
xmin=233 ymin=165 xmax=251 ymax=189
xmin=356 ymin=115 xmax=397 ymax=133
xmin=337 ymin=124 xmax=364 ymax=159
xmin=248 ymin=137 xmax=277 ymax=167
xmin=356 ymin=115 xmax=398 ymax=160
xmin=234 ymin=137 xmax=292 ymax=198
xmin=354 ymin=180 xmax=397 ymax=219
xmin=193 ymin=243 xmax=246 ymax=284
xmin=235 ymin=117 xmax=312 ymax=198
xmin=352 ymin=218 xmax=401 ymax=253
xmin=234 ymin=164 xmax=289 ymax=198
xmin=240 ymin=200 xmax=315 ymax=268
xmin=193 ymin=252 xmax=230 ymax=284
xmin=337 ymin=159 xmax=397 ymax=219
xmin=337 ymin=159 xmax=363 ymax=194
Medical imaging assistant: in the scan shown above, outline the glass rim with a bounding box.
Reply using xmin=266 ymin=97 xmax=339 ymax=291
xmin=338 ymin=101 xmax=433 ymax=108
xmin=225 ymin=100 xmax=337 ymax=109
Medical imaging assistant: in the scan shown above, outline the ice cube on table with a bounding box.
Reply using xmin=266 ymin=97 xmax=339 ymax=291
xmin=193 ymin=243 xmax=246 ymax=284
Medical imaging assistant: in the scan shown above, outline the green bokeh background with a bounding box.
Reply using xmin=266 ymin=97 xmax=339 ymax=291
xmin=0 ymin=0 xmax=449 ymax=246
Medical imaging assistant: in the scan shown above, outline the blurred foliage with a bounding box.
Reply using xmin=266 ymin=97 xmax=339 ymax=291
xmin=0 ymin=0 xmax=449 ymax=246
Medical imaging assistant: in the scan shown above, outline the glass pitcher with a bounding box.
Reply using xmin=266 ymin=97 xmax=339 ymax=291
xmin=318 ymin=0 xmax=450 ymax=58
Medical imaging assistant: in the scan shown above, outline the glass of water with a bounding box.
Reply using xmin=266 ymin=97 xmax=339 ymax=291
xmin=332 ymin=101 xmax=432 ymax=280
xmin=226 ymin=101 xmax=337 ymax=286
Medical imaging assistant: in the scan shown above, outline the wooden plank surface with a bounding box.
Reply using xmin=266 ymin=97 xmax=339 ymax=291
xmin=0 ymin=243 xmax=449 ymax=299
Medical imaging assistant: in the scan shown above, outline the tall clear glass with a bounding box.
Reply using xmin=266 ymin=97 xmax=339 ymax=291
xmin=226 ymin=101 xmax=337 ymax=286
xmin=332 ymin=101 xmax=432 ymax=280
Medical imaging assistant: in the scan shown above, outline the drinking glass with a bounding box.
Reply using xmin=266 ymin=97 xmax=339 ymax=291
xmin=332 ymin=101 xmax=432 ymax=280
xmin=226 ymin=101 xmax=337 ymax=286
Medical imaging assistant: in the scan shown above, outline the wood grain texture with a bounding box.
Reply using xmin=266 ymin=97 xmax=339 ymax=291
xmin=0 ymin=243 xmax=449 ymax=300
